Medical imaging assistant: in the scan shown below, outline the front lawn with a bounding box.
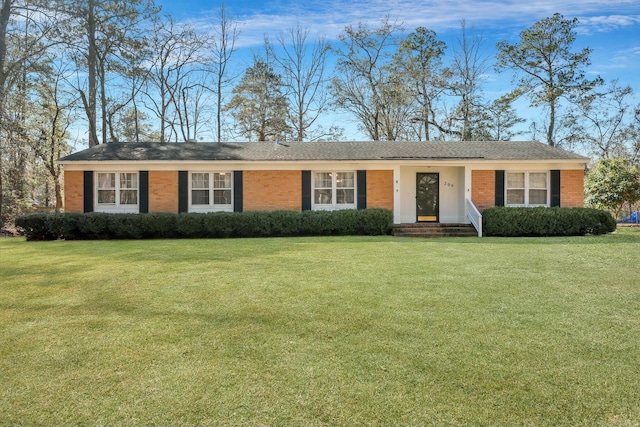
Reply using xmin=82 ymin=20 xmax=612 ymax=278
xmin=1 ymin=229 xmax=639 ymax=426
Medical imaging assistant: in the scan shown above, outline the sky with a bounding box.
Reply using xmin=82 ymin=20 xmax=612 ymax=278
xmin=152 ymin=0 xmax=640 ymax=142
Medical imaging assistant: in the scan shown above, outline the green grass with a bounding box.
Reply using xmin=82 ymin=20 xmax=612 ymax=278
xmin=1 ymin=229 xmax=640 ymax=426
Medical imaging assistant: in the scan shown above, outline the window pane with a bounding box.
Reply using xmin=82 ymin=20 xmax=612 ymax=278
xmin=213 ymin=189 xmax=231 ymax=205
xmin=98 ymin=189 xmax=115 ymax=204
xmin=507 ymin=172 xmax=524 ymax=188
xmin=97 ymin=173 xmax=115 ymax=189
xmin=314 ymin=189 xmax=332 ymax=204
xmin=530 ymin=189 xmax=548 ymax=205
xmin=507 ymin=189 xmax=525 ymax=205
xmin=120 ymin=173 xmax=137 ymax=189
xmin=213 ymin=173 xmax=231 ymax=189
xmin=337 ymin=189 xmax=355 ymax=204
xmin=120 ymin=189 xmax=138 ymax=205
xmin=314 ymin=172 xmax=332 ymax=188
xmin=530 ymin=172 xmax=547 ymax=189
xmin=336 ymin=172 xmax=354 ymax=188
xmin=192 ymin=173 xmax=209 ymax=189
xmin=192 ymin=189 xmax=210 ymax=205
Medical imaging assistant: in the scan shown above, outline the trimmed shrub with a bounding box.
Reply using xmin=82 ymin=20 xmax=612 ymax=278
xmin=267 ymin=210 xmax=303 ymax=237
xmin=14 ymin=208 xmax=393 ymax=241
xmin=483 ymin=207 xmax=616 ymax=237
xmin=15 ymin=212 xmax=55 ymax=241
xmin=142 ymin=213 xmax=179 ymax=239
xmin=176 ymin=212 xmax=206 ymax=238
xmin=203 ymin=212 xmax=235 ymax=238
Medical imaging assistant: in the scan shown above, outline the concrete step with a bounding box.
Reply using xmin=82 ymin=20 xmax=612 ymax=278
xmin=392 ymin=223 xmax=478 ymax=238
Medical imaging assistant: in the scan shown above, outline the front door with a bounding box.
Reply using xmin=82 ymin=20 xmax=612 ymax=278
xmin=416 ymin=173 xmax=439 ymax=222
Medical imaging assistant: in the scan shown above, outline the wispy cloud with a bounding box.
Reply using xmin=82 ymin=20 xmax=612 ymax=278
xmin=577 ymin=15 xmax=640 ymax=34
xmin=188 ymin=0 xmax=640 ymax=48
xmin=178 ymin=0 xmax=640 ymax=88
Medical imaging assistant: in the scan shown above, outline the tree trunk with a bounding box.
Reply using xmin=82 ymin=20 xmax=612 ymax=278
xmin=99 ymin=54 xmax=108 ymax=143
xmin=87 ymin=0 xmax=99 ymax=146
xmin=54 ymin=177 xmax=62 ymax=210
xmin=0 ymin=0 xmax=12 ymax=226
xmin=548 ymin=98 xmax=556 ymax=146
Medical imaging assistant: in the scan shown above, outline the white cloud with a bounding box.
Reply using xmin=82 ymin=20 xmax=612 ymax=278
xmin=577 ymin=15 xmax=640 ymax=34
xmin=177 ymin=0 xmax=640 ymax=49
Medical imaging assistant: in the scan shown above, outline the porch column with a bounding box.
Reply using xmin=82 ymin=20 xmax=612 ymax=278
xmin=393 ymin=166 xmax=401 ymax=224
xmin=464 ymin=166 xmax=472 ymax=224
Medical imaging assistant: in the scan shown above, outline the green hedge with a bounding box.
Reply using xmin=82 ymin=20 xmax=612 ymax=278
xmin=15 ymin=209 xmax=393 ymax=241
xmin=482 ymin=207 xmax=616 ymax=237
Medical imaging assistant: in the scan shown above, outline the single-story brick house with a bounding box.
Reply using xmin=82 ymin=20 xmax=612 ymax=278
xmin=58 ymin=140 xmax=588 ymax=231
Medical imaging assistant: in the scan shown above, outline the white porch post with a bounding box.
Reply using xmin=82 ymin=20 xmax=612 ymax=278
xmin=464 ymin=166 xmax=472 ymax=224
xmin=393 ymin=166 xmax=401 ymax=224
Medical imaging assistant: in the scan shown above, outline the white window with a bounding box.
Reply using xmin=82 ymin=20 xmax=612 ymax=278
xmin=190 ymin=172 xmax=233 ymax=212
xmin=96 ymin=172 xmax=139 ymax=212
xmin=312 ymin=171 xmax=356 ymax=210
xmin=506 ymin=172 xmax=548 ymax=207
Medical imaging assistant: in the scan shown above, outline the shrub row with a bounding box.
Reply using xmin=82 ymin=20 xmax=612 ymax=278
xmin=15 ymin=209 xmax=393 ymax=241
xmin=482 ymin=207 xmax=616 ymax=237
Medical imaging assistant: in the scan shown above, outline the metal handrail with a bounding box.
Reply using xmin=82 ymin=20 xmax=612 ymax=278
xmin=465 ymin=198 xmax=482 ymax=237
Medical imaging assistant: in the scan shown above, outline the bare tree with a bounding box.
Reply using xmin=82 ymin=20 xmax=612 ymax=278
xmin=331 ymin=17 xmax=406 ymax=141
xmin=0 ymin=0 xmax=60 ymax=225
xmin=30 ymin=62 xmax=75 ymax=209
xmin=210 ymin=2 xmax=240 ymax=142
xmin=447 ymin=20 xmax=490 ymax=140
xmin=565 ymin=80 xmax=638 ymax=159
xmin=143 ymin=15 xmax=211 ymax=142
xmin=176 ymin=75 xmax=215 ymax=142
xmin=60 ymin=0 xmax=159 ymax=146
xmin=266 ymin=24 xmax=329 ymax=141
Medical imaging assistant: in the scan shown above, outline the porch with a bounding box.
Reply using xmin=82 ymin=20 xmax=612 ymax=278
xmin=392 ymin=165 xmax=482 ymax=236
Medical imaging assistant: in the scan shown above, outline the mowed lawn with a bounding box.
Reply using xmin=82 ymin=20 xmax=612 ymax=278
xmin=1 ymin=229 xmax=639 ymax=426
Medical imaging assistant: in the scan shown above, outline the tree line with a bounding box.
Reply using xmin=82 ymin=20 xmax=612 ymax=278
xmin=1 ymin=0 xmax=639 ymax=226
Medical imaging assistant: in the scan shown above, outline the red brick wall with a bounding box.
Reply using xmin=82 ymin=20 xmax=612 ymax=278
xmin=471 ymin=170 xmax=495 ymax=212
xmin=243 ymin=170 xmax=302 ymax=211
xmin=561 ymin=169 xmax=585 ymax=207
xmin=64 ymin=170 xmax=84 ymax=213
xmin=366 ymin=170 xmax=394 ymax=211
xmin=149 ymin=171 xmax=179 ymax=213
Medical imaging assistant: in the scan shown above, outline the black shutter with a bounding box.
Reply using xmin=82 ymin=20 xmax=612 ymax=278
xmin=357 ymin=170 xmax=367 ymax=210
xmin=139 ymin=171 xmax=149 ymax=213
xmin=83 ymin=171 xmax=93 ymax=213
xmin=233 ymin=171 xmax=243 ymax=212
xmin=495 ymin=170 xmax=505 ymax=207
xmin=178 ymin=171 xmax=188 ymax=213
xmin=550 ymin=170 xmax=561 ymax=207
xmin=302 ymin=170 xmax=311 ymax=211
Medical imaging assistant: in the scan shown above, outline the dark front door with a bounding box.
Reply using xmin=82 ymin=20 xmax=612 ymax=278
xmin=416 ymin=173 xmax=439 ymax=222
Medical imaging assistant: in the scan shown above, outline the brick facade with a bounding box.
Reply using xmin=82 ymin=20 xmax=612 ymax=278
xmin=243 ymin=170 xmax=302 ymax=211
xmin=471 ymin=170 xmax=495 ymax=212
xmin=149 ymin=171 xmax=179 ymax=213
xmin=63 ymin=167 xmax=584 ymax=215
xmin=366 ymin=170 xmax=394 ymax=211
xmin=560 ymin=169 xmax=585 ymax=208
xmin=64 ymin=170 xmax=84 ymax=213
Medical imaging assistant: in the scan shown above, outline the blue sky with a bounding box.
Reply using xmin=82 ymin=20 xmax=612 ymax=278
xmin=153 ymin=0 xmax=640 ymax=141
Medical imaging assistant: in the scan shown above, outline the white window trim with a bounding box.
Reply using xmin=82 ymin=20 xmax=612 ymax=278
xmin=311 ymin=171 xmax=357 ymax=211
xmin=189 ymin=171 xmax=234 ymax=213
xmin=95 ymin=172 xmax=139 ymax=213
xmin=505 ymin=171 xmax=550 ymax=207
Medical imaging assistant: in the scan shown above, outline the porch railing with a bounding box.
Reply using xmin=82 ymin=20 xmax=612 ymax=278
xmin=465 ymin=198 xmax=482 ymax=237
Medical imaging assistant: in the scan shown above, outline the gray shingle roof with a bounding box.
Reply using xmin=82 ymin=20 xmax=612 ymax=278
xmin=59 ymin=141 xmax=588 ymax=162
